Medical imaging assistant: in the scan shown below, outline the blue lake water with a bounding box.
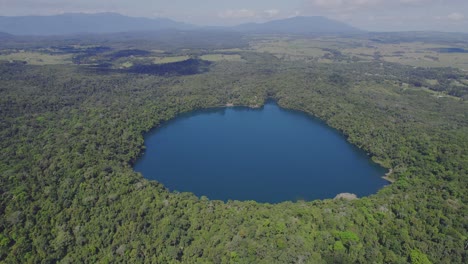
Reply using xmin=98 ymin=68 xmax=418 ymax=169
xmin=134 ymin=102 xmax=388 ymax=203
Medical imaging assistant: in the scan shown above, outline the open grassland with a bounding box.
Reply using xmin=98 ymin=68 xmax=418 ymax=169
xmin=343 ymin=42 xmax=468 ymax=70
xmin=200 ymin=54 xmax=244 ymax=62
xmin=118 ymin=61 xmax=134 ymax=69
xmin=153 ymin=55 xmax=190 ymax=64
xmin=250 ymin=37 xmax=468 ymax=70
xmin=214 ymin=48 xmax=245 ymax=53
xmin=250 ymin=38 xmax=331 ymax=60
xmin=114 ymin=55 xmax=192 ymax=68
xmin=0 ymin=51 xmax=72 ymax=65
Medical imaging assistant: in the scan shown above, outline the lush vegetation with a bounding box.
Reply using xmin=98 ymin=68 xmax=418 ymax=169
xmin=0 ymin=34 xmax=467 ymax=263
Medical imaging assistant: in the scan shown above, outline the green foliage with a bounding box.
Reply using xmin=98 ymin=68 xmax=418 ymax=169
xmin=410 ymin=249 xmax=432 ymax=264
xmin=333 ymin=241 xmax=345 ymax=252
xmin=0 ymin=234 xmax=10 ymax=247
xmin=338 ymin=231 xmax=359 ymax=244
xmin=0 ymin=36 xmax=467 ymax=263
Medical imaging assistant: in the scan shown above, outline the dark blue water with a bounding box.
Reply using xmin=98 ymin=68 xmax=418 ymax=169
xmin=134 ymin=102 xmax=387 ymax=203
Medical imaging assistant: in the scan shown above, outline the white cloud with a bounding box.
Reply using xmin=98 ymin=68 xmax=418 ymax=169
xmin=399 ymin=0 xmax=435 ymax=4
xmin=218 ymin=9 xmax=256 ymax=19
xmin=263 ymin=9 xmax=280 ymax=18
xmin=311 ymin=0 xmax=342 ymax=8
xmin=218 ymin=8 xmax=282 ymax=20
xmin=447 ymin=12 xmax=465 ymax=21
xmin=310 ymin=0 xmax=382 ymax=9
xmin=309 ymin=0 xmax=434 ymax=10
xmin=435 ymin=12 xmax=465 ymax=21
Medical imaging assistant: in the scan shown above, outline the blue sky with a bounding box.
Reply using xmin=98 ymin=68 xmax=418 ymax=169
xmin=1 ymin=0 xmax=467 ymax=32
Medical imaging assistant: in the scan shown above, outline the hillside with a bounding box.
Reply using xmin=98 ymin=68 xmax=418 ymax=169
xmin=0 ymin=32 xmax=12 ymax=38
xmin=0 ymin=14 xmax=361 ymax=36
xmin=234 ymin=16 xmax=362 ymax=34
xmin=0 ymin=13 xmax=194 ymax=35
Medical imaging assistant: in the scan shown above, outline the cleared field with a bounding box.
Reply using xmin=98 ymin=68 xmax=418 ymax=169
xmin=382 ymin=53 xmax=468 ymax=70
xmin=250 ymin=39 xmax=330 ymax=60
xmin=153 ymin=55 xmax=190 ymax=64
xmin=0 ymin=51 xmax=72 ymax=65
xmin=118 ymin=61 xmax=134 ymax=69
xmin=214 ymin=48 xmax=245 ymax=53
xmin=250 ymin=37 xmax=468 ymax=70
xmin=200 ymin=54 xmax=244 ymax=62
xmin=425 ymin=79 xmax=439 ymax=85
xmin=342 ymin=42 xmax=468 ymax=70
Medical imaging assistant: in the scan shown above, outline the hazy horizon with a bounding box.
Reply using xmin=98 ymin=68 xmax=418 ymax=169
xmin=1 ymin=0 xmax=467 ymax=32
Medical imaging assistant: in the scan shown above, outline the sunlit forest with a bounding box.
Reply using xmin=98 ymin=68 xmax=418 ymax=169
xmin=0 ymin=31 xmax=467 ymax=263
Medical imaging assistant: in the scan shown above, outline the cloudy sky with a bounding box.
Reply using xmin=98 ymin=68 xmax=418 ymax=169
xmin=1 ymin=0 xmax=467 ymax=32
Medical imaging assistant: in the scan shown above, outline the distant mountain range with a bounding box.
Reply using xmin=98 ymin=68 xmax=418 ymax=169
xmin=0 ymin=13 xmax=362 ymax=36
xmin=0 ymin=31 xmax=13 ymax=38
xmin=0 ymin=13 xmax=194 ymax=35
xmin=234 ymin=16 xmax=361 ymax=34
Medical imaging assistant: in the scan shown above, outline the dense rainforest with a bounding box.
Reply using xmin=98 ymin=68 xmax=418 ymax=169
xmin=0 ymin=38 xmax=467 ymax=263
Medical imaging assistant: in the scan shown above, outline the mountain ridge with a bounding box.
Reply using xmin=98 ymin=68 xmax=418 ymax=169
xmin=233 ymin=16 xmax=362 ymax=34
xmin=0 ymin=13 xmax=194 ymax=35
xmin=0 ymin=31 xmax=13 ymax=38
xmin=0 ymin=13 xmax=362 ymax=36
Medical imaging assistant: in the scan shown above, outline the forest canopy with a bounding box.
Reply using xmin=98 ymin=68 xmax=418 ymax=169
xmin=0 ymin=33 xmax=467 ymax=263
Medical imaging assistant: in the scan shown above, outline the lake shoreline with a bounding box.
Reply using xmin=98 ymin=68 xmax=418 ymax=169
xmin=136 ymin=100 xmax=388 ymax=203
xmin=382 ymin=169 xmax=395 ymax=183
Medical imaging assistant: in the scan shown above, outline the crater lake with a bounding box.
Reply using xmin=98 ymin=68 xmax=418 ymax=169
xmin=134 ymin=101 xmax=388 ymax=203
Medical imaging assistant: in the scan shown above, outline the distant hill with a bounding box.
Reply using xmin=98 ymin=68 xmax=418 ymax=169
xmin=234 ymin=16 xmax=362 ymax=34
xmin=0 ymin=31 xmax=12 ymax=38
xmin=0 ymin=14 xmax=362 ymax=36
xmin=0 ymin=13 xmax=194 ymax=35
